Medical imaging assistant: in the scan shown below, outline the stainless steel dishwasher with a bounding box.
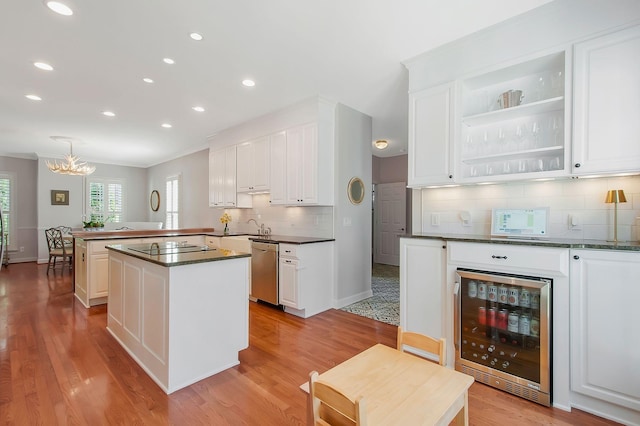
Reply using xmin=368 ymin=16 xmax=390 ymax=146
xmin=250 ymin=241 xmax=279 ymax=305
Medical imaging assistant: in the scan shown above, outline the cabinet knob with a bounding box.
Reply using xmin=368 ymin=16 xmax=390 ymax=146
xmin=448 ymin=174 xmax=453 ymax=179
xmin=574 ymin=163 xmax=581 ymax=168
xmin=573 ymin=255 xmax=580 ymax=260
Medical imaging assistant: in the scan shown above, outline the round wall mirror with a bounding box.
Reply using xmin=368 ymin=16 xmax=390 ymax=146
xmin=150 ymin=190 xmax=160 ymax=211
xmin=347 ymin=177 xmax=365 ymax=205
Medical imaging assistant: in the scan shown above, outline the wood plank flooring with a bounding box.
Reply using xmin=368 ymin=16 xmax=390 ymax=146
xmin=0 ymin=262 xmax=620 ymax=425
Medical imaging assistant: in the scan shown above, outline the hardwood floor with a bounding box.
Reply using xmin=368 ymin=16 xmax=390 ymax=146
xmin=0 ymin=262 xmax=620 ymax=425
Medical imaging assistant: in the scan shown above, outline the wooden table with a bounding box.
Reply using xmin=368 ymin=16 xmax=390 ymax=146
xmin=301 ymin=344 xmax=474 ymax=425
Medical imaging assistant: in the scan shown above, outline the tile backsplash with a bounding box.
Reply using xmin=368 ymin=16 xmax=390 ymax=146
xmin=420 ymin=175 xmax=640 ymax=241
xmin=217 ymin=194 xmax=333 ymax=237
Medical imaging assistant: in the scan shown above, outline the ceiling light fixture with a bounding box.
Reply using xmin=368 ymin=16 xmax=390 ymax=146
xmin=374 ymin=139 xmax=388 ymax=149
xmin=34 ymin=62 xmax=54 ymax=71
xmin=25 ymin=94 xmax=42 ymax=101
xmin=161 ymin=123 xmax=172 ymax=128
xmin=46 ymin=136 xmax=95 ymax=176
xmin=192 ymin=106 xmax=205 ymax=112
xmin=242 ymin=79 xmax=255 ymax=87
xmin=189 ymin=32 xmax=203 ymax=41
xmin=45 ymin=1 xmax=73 ymax=16
xmin=143 ymin=77 xmax=154 ymax=83
xmin=102 ymin=111 xmax=115 ymax=117
xmin=163 ymin=58 xmax=175 ymax=65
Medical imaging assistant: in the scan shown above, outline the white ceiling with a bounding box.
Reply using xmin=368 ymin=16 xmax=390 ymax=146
xmin=0 ymin=0 xmax=552 ymax=167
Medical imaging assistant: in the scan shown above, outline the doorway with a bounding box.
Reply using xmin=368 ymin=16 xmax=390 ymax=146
xmin=373 ymin=182 xmax=406 ymax=266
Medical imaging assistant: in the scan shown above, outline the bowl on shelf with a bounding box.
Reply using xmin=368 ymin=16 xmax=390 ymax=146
xmin=497 ymin=90 xmax=524 ymax=109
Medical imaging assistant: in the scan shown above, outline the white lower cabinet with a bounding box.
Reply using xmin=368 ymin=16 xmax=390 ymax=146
xmin=399 ymin=238 xmax=447 ymax=342
xmin=278 ymin=242 xmax=333 ymax=318
xmin=570 ymin=249 xmax=640 ymax=425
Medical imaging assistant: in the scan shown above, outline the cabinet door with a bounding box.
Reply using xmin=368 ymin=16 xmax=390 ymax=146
xmin=573 ymin=25 xmax=640 ymax=175
xmin=74 ymin=240 xmax=87 ymax=299
xmin=269 ymin=131 xmax=287 ymax=205
xmin=285 ymin=126 xmax=303 ymax=204
xmin=236 ymin=142 xmax=252 ymax=192
xmin=285 ymin=123 xmax=319 ymax=205
xmin=570 ymin=249 xmax=640 ymax=411
xmin=252 ymin=136 xmax=270 ymax=191
xmin=408 ymin=83 xmax=455 ymax=187
xmin=279 ymin=257 xmax=299 ymax=308
xmin=399 ymin=238 xmax=446 ymax=339
xmin=208 ymin=149 xmax=224 ymax=207
xmin=89 ymin=253 xmax=109 ymax=299
xmin=223 ymin=146 xmax=237 ymax=207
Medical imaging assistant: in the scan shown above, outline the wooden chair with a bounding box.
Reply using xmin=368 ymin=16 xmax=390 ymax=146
xmin=309 ymin=371 xmax=367 ymax=426
xmin=45 ymin=227 xmax=72 ymax=274
xmin=56 ymin=225 xmax=73 ymax=248
xmin=397 ymin=326 xmax=446 ymax=366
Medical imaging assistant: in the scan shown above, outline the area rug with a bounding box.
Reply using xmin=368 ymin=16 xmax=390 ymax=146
xmin=340 ymin=263 xmax=399 ymax=326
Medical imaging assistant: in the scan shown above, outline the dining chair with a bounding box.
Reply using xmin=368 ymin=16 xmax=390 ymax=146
xmin=57 ymin=225 xmax=73 ymax=248
xmin=309 ymin=371 xmax=367 ymax=426
xmin=45 ymin=227 xmax=73 ymax=274
xmin=397 ymin=326 xmax=446 ymax=366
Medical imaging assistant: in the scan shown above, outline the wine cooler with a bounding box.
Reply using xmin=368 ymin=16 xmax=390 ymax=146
xmin=455 ymin=268 xmax=552 ymax=406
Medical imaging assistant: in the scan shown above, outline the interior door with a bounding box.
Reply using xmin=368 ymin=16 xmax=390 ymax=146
xmin=374 ymin=182 xmax=406 ymax=266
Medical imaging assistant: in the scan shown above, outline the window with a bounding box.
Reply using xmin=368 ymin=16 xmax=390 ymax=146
xmin=0 ymin=172 xmax=16 ymax=250
xmin=165 ymin=174 xmax=181 ymax=229
xmin=87 ymin=178 xmax=124 ymax=224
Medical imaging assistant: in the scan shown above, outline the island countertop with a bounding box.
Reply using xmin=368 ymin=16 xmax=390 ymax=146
xmin=106 ymin=241 xmax=250 ymax=267
xmin=72 ymin=227 xmax=216 ymax=240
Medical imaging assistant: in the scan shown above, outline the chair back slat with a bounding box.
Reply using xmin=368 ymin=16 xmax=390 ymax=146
xmin=309 ymin=371 xmax=367 ymax=426
xmin=397 ymin=326 xmax=446 ymax=366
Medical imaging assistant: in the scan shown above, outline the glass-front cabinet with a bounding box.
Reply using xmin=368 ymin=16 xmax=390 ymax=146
xmin=458 ymin=50 xmax=569 ymax=182
xmin=455 ymin=269 xmax=552 ymax=406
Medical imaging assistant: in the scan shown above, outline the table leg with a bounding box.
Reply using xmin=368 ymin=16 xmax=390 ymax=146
xmin=453 ymin=390 xmax=469 ymax=426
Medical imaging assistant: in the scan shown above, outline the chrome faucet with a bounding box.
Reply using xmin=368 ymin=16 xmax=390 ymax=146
xmin=246 ymin=218 xmax=261 ymax=234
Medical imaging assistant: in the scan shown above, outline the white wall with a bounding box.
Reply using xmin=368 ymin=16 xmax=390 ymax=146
xmin=36 ymin=157 xmax=147 ymax=262
xmin=419 ymin=175 xmax=640 ymax=242
xmin=147 ymin=149 xmax=211 ymax=229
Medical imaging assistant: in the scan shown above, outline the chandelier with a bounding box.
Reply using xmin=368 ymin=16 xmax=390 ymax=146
xmin=46 ymin=137 xmax=96 ymax=175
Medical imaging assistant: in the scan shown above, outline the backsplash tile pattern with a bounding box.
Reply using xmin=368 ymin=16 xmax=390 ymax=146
xmin=218 ymin=194 xmax=333 ymax=237
xmin=420 ymin=175 xmax=640 ymax=241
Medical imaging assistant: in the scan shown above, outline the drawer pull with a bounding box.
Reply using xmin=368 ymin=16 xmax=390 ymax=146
xmin=491 ymin=255 xmax=508 ymax=260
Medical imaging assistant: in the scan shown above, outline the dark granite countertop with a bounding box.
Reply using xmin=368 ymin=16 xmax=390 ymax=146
xmin=405 ymin=233 xmax=640 ymax=252
xmin=106 ymin=241 xmax=251 ymax=267
xmin=207 ymin=233 xmax=335 ymax=245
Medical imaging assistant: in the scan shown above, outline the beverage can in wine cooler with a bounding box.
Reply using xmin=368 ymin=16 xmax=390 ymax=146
xmin=530 ymin=316 xmax=540 ymax=337
xmin=468 ymin=280 xmax=477 ymax=298
xmin=488 ymin=284 xmax=498 ymax=302
xmin=499 ymin=285 xmax=509 ymax=304
xmin=508 ymin=287 xmax=520 ymax=306
xmin=519 ymin=313 xmax=530 ymax=335
xmin=531 ymin=290 xmax=540 ymax=309
xmin=477 ymin=282 xmax=487 ymax=300
xmin=519 ymin=288 xmax=531 ymax=308
xmin=488 ymin=307 xmax=497 ymax=327
xmin=478 ymin=306 xmax=487 ymax=325
xmin=507 ymin=311 xmax=519 ymax=332
xmin=498 ymin=309 xmax=509 ymax=329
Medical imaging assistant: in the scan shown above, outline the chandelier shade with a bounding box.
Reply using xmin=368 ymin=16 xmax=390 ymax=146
xmin=46 ymin=137 xmax=96 ymax=175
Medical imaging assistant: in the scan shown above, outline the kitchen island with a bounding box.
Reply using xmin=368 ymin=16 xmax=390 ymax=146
xmin=106 ymin=241 xmax=250 ymax=394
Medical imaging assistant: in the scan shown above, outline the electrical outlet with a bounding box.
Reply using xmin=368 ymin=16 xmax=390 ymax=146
xmin=19 ymin=246 xmax=24 ymax=252
xmin=431 ymin=213 xmax=440 ymax=226
xmin=568 ymin=214 xmax=581 ymax=230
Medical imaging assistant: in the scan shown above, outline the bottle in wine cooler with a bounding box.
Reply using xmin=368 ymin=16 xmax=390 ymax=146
xmin=519 ymin=288 xmax=531 ymax=308
xmin=488 ymin=308 xmax=497 ymax=327
xmin=531 ymin=290 xmax=541 ymax=309
xmin=530 ymin=316 xmax=540 ymax=337
xmin=519 ymin=313 xmax=530 ymax=335
xmin=508 ymin=286 xmax=520 ymax=306
xmin=498 ymin=285 xmax=509 ymax=304
xmin=478 ymin=306 xmax=487 ymax=325
xmin=498 ymin=308 xmax=509 ymax=329
xmin=488 ymin=284 xmax=498 ymax=302
xmin=468 ymin=280 xmax=477 ymax=298
xmin=477 ymin=281 xmax=488 ymax=300
xmin=507 ymin=311 xmax=519 ymax=333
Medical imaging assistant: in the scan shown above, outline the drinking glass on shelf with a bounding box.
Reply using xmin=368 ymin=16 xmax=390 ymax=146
xmin=464 ymin=134 xmax=475 ymax=156
xmin=549 ymin=115 xmax=563 ymax=147
xmin=548 ymin=156 xmax=561 ymax=170
xmin=517 ymin=159 xmax=528 ymax=173
xmin=530 ymin=158 xmax=545 ymax=172
xmin=481 ymin=130 xmax=491 ymax=155
xmin=502 ymin=161 xmax=511 ymax=174
xmin=535 ymin=73 xmax=550 ymax=101
xmin=515 ymin=123 xmax=527 ymax=149
xmin=497 ymin=127 xmax=507 ymax=153
xmin=531 ymin=120 xmax=542 ymax=148
xmin=551 ymin=71 xmax=564 ymax=97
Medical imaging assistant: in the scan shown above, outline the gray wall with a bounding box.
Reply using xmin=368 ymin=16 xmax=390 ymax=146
xmin=372 ymin=154 xmax=407 ymax=184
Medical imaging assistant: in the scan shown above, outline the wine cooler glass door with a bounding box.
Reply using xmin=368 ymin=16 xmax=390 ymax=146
xmin=456 ymin=269 xmax=551 ymax=393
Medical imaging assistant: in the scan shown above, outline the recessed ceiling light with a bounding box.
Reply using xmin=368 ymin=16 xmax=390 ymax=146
xmin=163 ymin=58 xmax=175 ymax=65
xmin=242 ymin=79 xmax=255 ymax=87
xmin=102 ymin=111 xmax=115 ymax=117
xmin=192 ymin=106 xmax=205 ymax=112
xmin=34 ymin=62 xmax=54 ymax=71
xmin=25 ymin=94 xmax=42 ymax=101
xmin=189 ymin=32 xmax=203 ymax=41
xmin=45 ymin=1 xmax=73 ymax=16
xmin=143 ymin=77 xmax=154 ymax=83
xmin=161 ymin=123 xmax=172 ymax=128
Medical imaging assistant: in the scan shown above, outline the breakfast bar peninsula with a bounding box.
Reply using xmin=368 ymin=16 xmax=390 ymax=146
xmin=106 ymin=241 xmax=250 ymax=394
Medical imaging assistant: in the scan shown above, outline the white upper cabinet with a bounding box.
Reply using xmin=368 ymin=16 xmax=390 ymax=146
xmin=209 ymin=145 xmax=251 ymax=208
xmin=572 ymin=24 xmax=640 ymax=175
xmin=285 ymin=123 xmax=332 ymax=205
xmin=408 ymin=82 xmax=455 ymax=187
xmin=458 ymin=50 xmax=569 ymax=182
xmin=236 ymin=136 xmax=270 ymax=192
xmin=268 ymin=131 xmax=287 ymax=205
